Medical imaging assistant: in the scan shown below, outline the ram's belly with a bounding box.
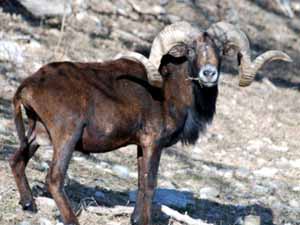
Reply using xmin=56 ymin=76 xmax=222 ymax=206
xmin=77 ymin=117 xmax=139 ymax=153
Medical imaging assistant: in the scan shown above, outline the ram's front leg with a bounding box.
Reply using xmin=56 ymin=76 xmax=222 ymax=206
xmin=131 ymin=144 xmax=162 ymax=225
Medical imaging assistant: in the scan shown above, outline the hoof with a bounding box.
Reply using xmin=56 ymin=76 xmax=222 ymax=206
xmin=130 ymin=216 xmax=140 ymax=225
xmin=20 ymin=200 xmax=37 ymax=213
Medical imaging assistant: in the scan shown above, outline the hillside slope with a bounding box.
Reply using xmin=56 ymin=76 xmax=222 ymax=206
xmin=0 ymin=1 xmax=299 ymax=225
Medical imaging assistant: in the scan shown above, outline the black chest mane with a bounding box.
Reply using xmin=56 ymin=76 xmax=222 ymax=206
xmin=179 ymin=83 xmax=218 ymax=145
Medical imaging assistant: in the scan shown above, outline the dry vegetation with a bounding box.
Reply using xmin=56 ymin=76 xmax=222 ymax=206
xmin=0 ymin=0 xmax=299 ymax=225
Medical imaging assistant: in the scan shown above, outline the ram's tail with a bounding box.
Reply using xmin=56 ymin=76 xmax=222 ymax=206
xmin=13 ymin=93 xmax=28 ymax=150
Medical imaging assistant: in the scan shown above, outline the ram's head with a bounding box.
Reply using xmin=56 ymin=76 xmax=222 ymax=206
xmin=118 ymin=21 xmax=292 ymax=88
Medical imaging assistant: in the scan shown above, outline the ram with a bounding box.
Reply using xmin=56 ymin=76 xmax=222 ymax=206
xmin=9 ymin=21 xmax=291 ymax=225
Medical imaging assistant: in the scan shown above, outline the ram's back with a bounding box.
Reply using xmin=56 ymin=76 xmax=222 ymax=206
xmin=14 ymin=58 xmax=161 ymax=151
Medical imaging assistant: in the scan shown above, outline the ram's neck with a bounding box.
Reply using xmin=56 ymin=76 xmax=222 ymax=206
xmin=162 ymin=63 xmax=192 ymax=141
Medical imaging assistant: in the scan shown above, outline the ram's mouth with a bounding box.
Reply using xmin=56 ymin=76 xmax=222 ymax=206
xmin=186 ymin=76 xmax=217 ymax=87
xmin=199 ymin=80 xmax=217 ymax=87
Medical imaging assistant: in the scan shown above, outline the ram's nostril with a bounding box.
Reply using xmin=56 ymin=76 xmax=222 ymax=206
xmin=203 ymin=69 xmax=215 ymax=77
xmin=203 ymin=70 xmax=210 ymax=77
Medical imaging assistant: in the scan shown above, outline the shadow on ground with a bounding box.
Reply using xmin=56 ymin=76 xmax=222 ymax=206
xmin=30 ymin=179 xmax=274 ymax=225
xmin=0 ymin=97 xmax=12 ymax=119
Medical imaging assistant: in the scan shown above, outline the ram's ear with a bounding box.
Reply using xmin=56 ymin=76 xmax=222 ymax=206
xmin=168 ymin=44 xmax=188 ymax=57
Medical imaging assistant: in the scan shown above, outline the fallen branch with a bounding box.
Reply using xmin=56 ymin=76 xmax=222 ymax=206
xmin=86 ymin=205 xmax=212 ymax=225
xmin=161 ymin=205 xmax=213 ymax=225
xmin=86 ymin=205 xmax=133 ymax=216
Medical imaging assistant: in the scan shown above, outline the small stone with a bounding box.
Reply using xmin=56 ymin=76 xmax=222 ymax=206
xmin=221 ymin=169 xmax=233 ymax=179
xmin=192 ymin=146 xmax=202 ymax=154
xmin=39 ymin=161 xmax=49 ymax=171
xmin=289 ymin=199 xmax=299 ymax=208
xmin=39 ymin=218 xmax=52 ymax=225
xmin=73 ymin=156 xmax=85 ymax=162
xmin=0 ymin=124 xmax=6 ymax=133
xmin=270 ymin=144 xmax=289 ymax=152
xmin=246 ymin=139 xmax=264 ymax=151
xmin=200 ymin=187 xmax=220 ymax=199
xmin=19 ymin=0 xmax=73 ymax=17
xmin=292 ymin=186 xmax=300 ymax=192
xmin=235 ymin=168 xmax=251 ymax=180
xmin=253 ymin=185 xmax=270 ymax=195
xmin=289 ymin=159 xmax=300 ymax=168
xmin=36 ymin=197 xmax=56 ymax=210
xmin=19 ymin=221 xmax=31 ymax=225
xmin=96 ymin=161 xmax=110 ymax=169
xmin=112 ymin=165 xmax=130 ymax=179
xmin=254 ymin=167 xmax=278 ymax=178
xmin=244 ymin=215 xmax=261 ymax=225
xmin=256 ymin=158 xmax=267 ymax=167
xmin=276 ymin=157 xmax=289 ymax=168
xmin=234 ymin=181 xmax=247 ymax=191
xmin=0 ymin=40 xmax=24 ymax=65
xmin=160 ymin=0 xmax=169 ymax=6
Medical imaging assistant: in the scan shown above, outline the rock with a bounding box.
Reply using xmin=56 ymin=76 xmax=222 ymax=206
xmin=39 ymin=218 xmax=52 ymax=225
xmin=253 ymin=184 xmax=270 ymax=195
xmin=254 ymin=167 xmax=278 ymax=178
xmin=243 ymin=215 xmax=261 ymax=225
xmin=0 ymin=40 xmax=24 ymax=65
xmin=256 ymin=0 xmax=294 ymax=18
xmin=292 ymin=186 xmax=300 ymax=192
xmin=235 ymin=168 xmax=251 ymax=180
xmin=0 ymin=123 xmax=6 ymax=133
xmin=18 ymin=0 xmax=74 ymax=17
xmin=276 ymin=157 xmax=290 ymax=168
xmin=74 ymin=12 xmax=111 ymax=38
xmin=127 ymin=0 xmax=166 ymax=15
xmin=129 ymin=188 xmax=195 ymax=208
xmin=36 ymin=197 xmax=56 ymax=210
xmin=37 ymin=161 xmax=49 ymax=172
xmin=19 ymin=221 xmax=31 ymax=225
xmin=289 ymin=199 xmax=299 ymax=208
xmin=218 ymin=169 xmax=233 ymax=179
xmin=160 ymin=0 xmax=169 ymax=6
xmin=73 ymin=156 xmax=85 ymax=162
xmin=199 ymin=187 xmax=220 ymax=200
xmin=246 ymin=139 xmax=264 ymax=152
xmin=89 ymin=0 xmax=117 ymax=14
xmin=270 ymin=144 xmax=289 ymax=152
xmin=235 ymin=215 xmax=261 ymax=225
xmin=289 ymin=159 xmax=300 ymax=168
xmin=96 ymin=161 xmax=110 ymax=169
xmin=112 ymin=165 xmax=130 ymax=179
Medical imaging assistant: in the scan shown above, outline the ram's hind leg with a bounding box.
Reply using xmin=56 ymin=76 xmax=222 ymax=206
xmin=46 ymin=121 xmax=85 ymax=225
xmin=9 ymin=114 xmax=39 ymax=212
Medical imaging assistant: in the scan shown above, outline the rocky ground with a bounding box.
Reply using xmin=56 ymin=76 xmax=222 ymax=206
xmin=0 ymin=0 xmax=300 ymax=225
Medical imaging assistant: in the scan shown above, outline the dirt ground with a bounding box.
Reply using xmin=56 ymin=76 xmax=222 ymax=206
xmin=0 ymin=1 xmax=300 ymax=225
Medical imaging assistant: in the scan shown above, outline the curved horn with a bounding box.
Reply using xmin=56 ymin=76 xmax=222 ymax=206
xmin=207 ymin=21 xmax=292 ymax=87
xmin=149 ymin=21 xmax=201 ymax=69
xmin=114 ymin=51 xmax=163 ymax=87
